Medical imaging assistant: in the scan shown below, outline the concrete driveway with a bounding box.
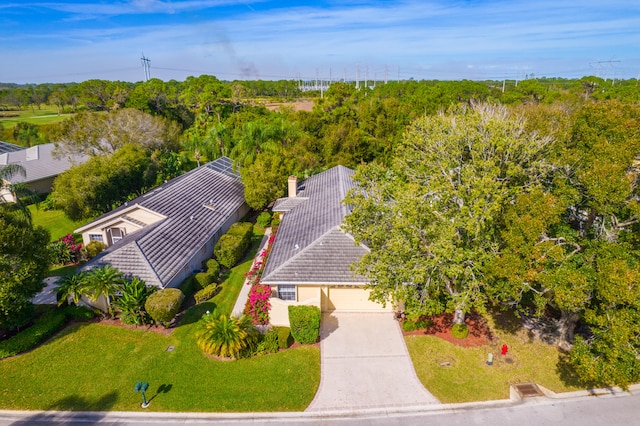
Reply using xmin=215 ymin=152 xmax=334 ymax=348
xmin=306 ymin=312 xmax=440 ymax=412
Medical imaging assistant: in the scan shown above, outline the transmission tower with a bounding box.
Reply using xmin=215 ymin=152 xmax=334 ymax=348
xmin=589 ymin=60 xmax=620 ymax=81
xmin=140 ymin=53 xmax=151 ymax=81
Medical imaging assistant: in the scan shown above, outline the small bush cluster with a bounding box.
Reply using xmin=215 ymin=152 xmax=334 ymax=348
xmin=214 ymin=222 xmax=253 ymax=268
xmin=81 ymin=240 xmax=105 ymax=259
xmin=194 ymin=283 xmax=219 ymax=304
xmin=288 ymin=305 xmax=321 ymax=344
xmin=194 ymin=272 xmax=215 ymax=291
xmin=402 ymin=318 xmax=432 ymax=332
xmin=205 ymin=259 xmax=220 ymax=280
xmin=402 ymin=320 xmax=417 ymax=332
xmin=62 ymin=305 xmax=96 ymax=320
xmin=0 ymin=306 xmax=94 ymax=359
xmin=49 ymin=234 xmax=83 ymax=265
xmin=255 ymin=329 xmax=279 ymax=355
xmin=270 ymin=213 xmax=281 ymax=228
xmin=451 ymin=323 xmax=469 ymax=339
xmin=274 ymin=326 xmax=293 ymax=349
xmin=256 ymin=212 xmax=272 ymax=228
xmin=145 ymin=288 xmax=184 ymax=327
xmin=179 ymin=276 xmax=196 ymax=298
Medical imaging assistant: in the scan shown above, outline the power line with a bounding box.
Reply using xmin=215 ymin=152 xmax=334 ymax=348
xmin=140 ymin=53 xmax=151 ymax=81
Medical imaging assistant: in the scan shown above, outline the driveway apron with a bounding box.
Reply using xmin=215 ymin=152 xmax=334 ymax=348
xmin=306 ymin=312 xmax=440 ymax=412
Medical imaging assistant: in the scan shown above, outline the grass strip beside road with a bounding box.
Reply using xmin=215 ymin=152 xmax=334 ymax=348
xmin=406 ymin=321 xmax=584 ymax=403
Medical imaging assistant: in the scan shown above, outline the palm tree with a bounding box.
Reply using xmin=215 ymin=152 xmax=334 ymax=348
xmin=84 ymin=265 xmax=125 ymax=314
xmin=112 ymin=277 xmax=155 ymax=325
xmin=0 ymin=163 xmax=38 ymax=223
xmin=195 ymin=312 xmax=259 ymax=359
xmin=230 ymin=120 xmax=282 ymax=168
xmin=56 ymin=272 xmax=88 ymax=306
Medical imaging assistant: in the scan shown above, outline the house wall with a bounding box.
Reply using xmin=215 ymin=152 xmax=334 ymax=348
xmin=269 ymin=283 xmax=392 ymax=326
xmin=126 ymin=207 xmax=164 ymax=225
xmin=79 ymin=220 xmax=142 ymax=247
xmin=269 ymin=286 xmax=321 ymax=327
xmin=0 ymin=177 xmax=55 ymax=203
xmin=26 ymin=177 xmax=55 ymax=197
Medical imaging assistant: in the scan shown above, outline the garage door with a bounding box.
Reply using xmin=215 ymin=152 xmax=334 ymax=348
xmin=325 ymin=286 xmax=392 ymax=312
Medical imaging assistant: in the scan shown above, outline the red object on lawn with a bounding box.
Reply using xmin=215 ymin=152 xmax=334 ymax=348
xmin=501 ymin=344 xmax=508 ymax=356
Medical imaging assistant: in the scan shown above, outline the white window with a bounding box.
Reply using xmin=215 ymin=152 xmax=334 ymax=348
xmin=89 ymin=234 xmax=103 ymax=242
xmin=277 ymin=285 xmax=296 ymax=301
xmin=110 ymin=228 xmax=124 ymax=243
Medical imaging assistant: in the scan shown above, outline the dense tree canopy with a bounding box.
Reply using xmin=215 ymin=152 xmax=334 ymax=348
xmin=51 ymin=144 xmax=157 ymax=220
xmin=0 ymin=211 xmax=50 ymax=331
xmin=344 ymin=102 xmax=551 ymax=323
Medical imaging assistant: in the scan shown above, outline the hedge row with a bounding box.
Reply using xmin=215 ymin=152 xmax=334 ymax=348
xmin=194 ymin=283 xmax=219 ymax=304
xmin=0 ymin=306 xmax=94 ymax=360
xmin=288 ymin=305 xmax=321 ymax=345
xmin=214 ymin=222 xmax=253 ymax=268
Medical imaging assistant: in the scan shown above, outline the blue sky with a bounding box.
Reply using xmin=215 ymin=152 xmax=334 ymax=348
xmin=2 ymin=0 xmax=640 ymax=83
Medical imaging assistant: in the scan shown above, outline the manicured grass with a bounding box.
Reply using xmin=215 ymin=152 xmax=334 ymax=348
xmin=28 ymin=205 xmax=87 ymax=241
xmin=0 ymin=323 xmax=319 ymax=412
xmin=406 ymin=315 xmax=584 ymax=403
xmin=0 ymin=107 xmax=70 ymax=129
xmin=0 ymin=226 xmax=321 ymax=412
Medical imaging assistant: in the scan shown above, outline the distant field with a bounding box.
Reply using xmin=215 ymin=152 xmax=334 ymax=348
xmin=0 ymin=106 xmax=70 ymax=129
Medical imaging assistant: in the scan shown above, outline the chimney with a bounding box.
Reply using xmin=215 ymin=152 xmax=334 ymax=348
xmin=288 ymin=176 xmax=297 ymax=198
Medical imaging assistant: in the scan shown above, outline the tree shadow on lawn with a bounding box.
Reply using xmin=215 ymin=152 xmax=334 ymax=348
xmin=10 ymin=391 xmax=118 ymax=425
xmin=174 ymin=301 xmax=218 ymax=329
xmin=555 ymin=351 xmax=603 ymax=390
xmin=489 ymin=308 xmax=525 ymax=336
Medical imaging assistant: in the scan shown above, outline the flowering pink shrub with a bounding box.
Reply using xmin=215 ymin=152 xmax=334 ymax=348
xmin=246 ymin=284 xmax=271 ymax=324
xmin=49 ymin=233 xmax=83 ymax=265
xmin=61 ymin=234 xmax=83 ymax=263
xmin=243 ymin=228 xmax=278 ymax=324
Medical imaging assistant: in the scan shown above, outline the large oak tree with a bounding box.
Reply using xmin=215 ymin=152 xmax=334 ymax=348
xmin=344 ymin=102 xmax=551 ymax=323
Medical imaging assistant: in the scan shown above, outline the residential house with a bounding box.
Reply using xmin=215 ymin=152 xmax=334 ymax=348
xmin=0 ymin=142 xmax=89 ymax=202
xmin=262 ymin=166 xmax=392 ymax=326
xmin=75 ymin=157 xmax=249 ymax=306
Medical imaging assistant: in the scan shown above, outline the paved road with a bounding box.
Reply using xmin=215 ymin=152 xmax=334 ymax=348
xmin=306 ymin=312 xmax=439 ymax=412
xmin=1 ymin=391 xmax=638 ymax=425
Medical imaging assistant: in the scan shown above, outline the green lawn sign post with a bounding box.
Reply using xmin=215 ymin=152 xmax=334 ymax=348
xmin=134 ymin=381 xmax=150 ymax=408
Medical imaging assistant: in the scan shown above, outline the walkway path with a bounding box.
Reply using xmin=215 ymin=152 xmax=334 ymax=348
xmin=306 ymin=312 xmax=440 ymax=412
xmin=231 ymin=228 xmax=271 ymax=317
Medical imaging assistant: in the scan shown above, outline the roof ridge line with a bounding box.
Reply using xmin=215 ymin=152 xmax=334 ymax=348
xmin=133 ymin=240 xmax=164 ymax=287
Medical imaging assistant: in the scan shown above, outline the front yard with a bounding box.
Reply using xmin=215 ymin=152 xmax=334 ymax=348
xmin=406 ymin=312 xmax=585 ymax=403
xmin=0 ymin=230 xmax=321 ymax=412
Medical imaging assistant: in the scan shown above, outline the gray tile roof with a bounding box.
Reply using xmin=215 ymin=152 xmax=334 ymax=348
xmin=80 ymin=157 xmax=247 ymax=287
xmin=0 ymin=143 xmax=88 ymax=183
xmin=0 ymin=141 xmax=23 ymax=155
xmin=262 ymin=165 xmax=369 ymax=285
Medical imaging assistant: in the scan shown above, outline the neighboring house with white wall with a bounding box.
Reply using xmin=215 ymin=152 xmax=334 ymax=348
xmin=262 ymin=166 xmax=392 ymax=327
xmin=0 ymin=142 xmax=88 ymax=202
xmin=75 ymin=156 xmax=250 ymax=290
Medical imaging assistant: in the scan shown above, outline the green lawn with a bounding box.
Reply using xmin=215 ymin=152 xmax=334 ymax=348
xmin=0 ymin=107 xmax=70 ymax=129
xmin=406 ymin=314 xmax=585 ymax=403
xmin=0 ymin=228 xmax=321 ymax=412
xmin=29 ymin=205 xmax=87 ymax=241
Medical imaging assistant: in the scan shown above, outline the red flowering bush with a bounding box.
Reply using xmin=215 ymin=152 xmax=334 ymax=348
xmin=243 ymin=228 xmax=278 ymax=324
xmin=49 ymin=233 xmax=83 ymax=265
xmin=246 ymin=284 xmax=271 ymax=324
